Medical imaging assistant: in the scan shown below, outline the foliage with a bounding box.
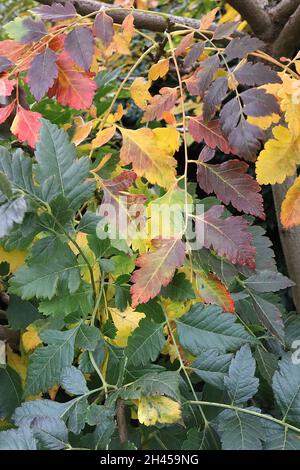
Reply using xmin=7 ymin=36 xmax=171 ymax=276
xmin=0 ymin=0 xmax=299 ymax=451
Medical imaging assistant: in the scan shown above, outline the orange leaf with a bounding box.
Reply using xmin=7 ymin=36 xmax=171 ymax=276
xmin=281 ymin=175 xmax=300 ymax=229
xmin=48 ymin=52 xmax=97 ymax=110
xmin=148 ymin=59 xmax=169 ymax=81
xmin=195 ymin=270 xmax=235 ymax=313
xmin=200 ymin=8 xmax=219 ymax=30
xmin=142 ymin=87 xmax=177 ymax=122
xmin=11 ymin=106 xmax=42 ymax=148
xmin=71 ymin=116 xmax=93 ymax=146
xmin=91 ymin=125 xmax=116 ymax=149
xmin=131 ymin=238 xmax=186 ymax=307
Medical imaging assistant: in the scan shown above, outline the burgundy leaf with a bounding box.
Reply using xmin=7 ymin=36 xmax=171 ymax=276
xmin=234 ymin=61 xmax=281 ymax=86
xmin=227 ymin=119 xmax=264 ymax=162
xmin=33 ymin=2 xmax=77 ymax=20
xmin=175 ymin=32 xmax=194 ymax=57
xmin=183 ymin=41 xmax=205 ymax=69
xmin=197 ymin=157 xmax=265 ymax=218
xmin=65 ymin=27 xmax=94 ymax=71
xmin=203 ymin=76 xmax=228 ymax=121
xmin=197 ymin=205 xmax=256 ymax=268
xmin=189 ymin=116 xmax=232 ymax=154
xmin=224 ymin=35 xmax=264 ymax=61
xmin=213 ymin=21 xmax=239 ymax=40
xmin=93 ymin=11 xmax=114 ymax=46
xmin=28 ymin=48 xmax=58 ymax=102
xmin=186 ymin=55 xmax=220 ymax=97
xmin=20 ymin=18 xmax=47 ymax=44
xmin=241 ymin=88 xmax=280 ymax=117
xmin=0 ymin=56 xmax=12 ymax=73
xmin=142 ymin=87 xmax=177 ymax=122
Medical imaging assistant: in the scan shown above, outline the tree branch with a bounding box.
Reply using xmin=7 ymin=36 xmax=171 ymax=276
xmin=35 ymin=0 xmax=201 ymax=31
xmin=270 ymin=0 xmax=300 ymax=26
xmin=226 ymin=0 xmax=273 ymax=40
xmin=272 ymin=4 xmax=300 ymax=57
xmin=116 ymin=399 xmax=128 ymax=445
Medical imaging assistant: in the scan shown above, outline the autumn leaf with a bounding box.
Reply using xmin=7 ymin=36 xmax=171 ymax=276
xmin=0 ymin=102 xmax=15 ymax=125
xmin=11 ymin=106 xmax=42 ymax=148
xmin=142 ymin=87 xmax=177 ymax=123
xmin=33 ymin=2 xmax=77 ymax=21
xmin=131 ymin=238 xmax=186 ymax=307
xmin=28 ymin=48 xmax=58 ymax=101
xmin=197 ymin=147 xmax=265 ymax=218
xmin=148 ymin=59 xmax=169 ymax=81
xmin=0 ymin=78 xmax=16 ymax=97
xmin=0 ymin=246 xmax=26 ymax=273
xmin=119 ymin=127 xmax=177 ymax=188
xmin=188 ymin=116 xmax=232 ymax=154
xmin=195 ymin=270 xmax=235 ymax=313
xmin=48 ymin=52 xmax=97 ymax=110
xmin=109 ymin=306 xmax=145 ymax=347
xmin=71 ymin=116 xmax=93 ymax=146
xmin=22 ymin=324 xmax=42 ymax=353
xmin=186 ymin=55 xmax=220 ymax=97
xmin=137 ymin=396 xmax=181 ymax=426
xmin=130 ymin=77 xmax=151 ymax=110
xmin=91 ymin=125 xmax=116 ymax=149
xmin=200 ymin=7 xmax=219 ymax=30
xmin=281 ymin=176 xmax=300 ymax=229
xmin=196 ymin=205 xmax=256 ymax=268
xmin=65 ymin=27 xmax=94 ymax=71
xmin=256 ymin=126 xmax=300 ymax=185
xmin=93 ymin=11 xmax=114 ymax=46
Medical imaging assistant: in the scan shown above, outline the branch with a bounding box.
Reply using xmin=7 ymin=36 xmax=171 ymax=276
xmin=116 ymin=399 xmax=128 ymax=445
xmin=270 ymin=0 xmax=300 ymax=26
xmin=35 ymin=0 xmax=201 ymax=31
xmin=273 ymin=4 xmax=300 ymax=57
xmin=226 ymin=0 xmax=273 ymax=39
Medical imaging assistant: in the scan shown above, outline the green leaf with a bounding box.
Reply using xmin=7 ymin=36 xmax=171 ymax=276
xmin=3 ymin=213 xmax=41 ymax=251
xmin=0 ymin=147 xmax=37 ymax=201
xmin=60 ymin=366 xmax=88 ymax=396
xmin=122 ymin=371 xmax=180 ymax=401
xmin=176 ymin=303 xmax=254 ymax=355
xmin=75 ymin=323 xmax=102 ymax=351
xmin=284 ymin=313 xmax=300 ymax=349
xmin=192 ymin=350 xmax=233 ymax=390
xmin=35 ymin=119 xmax=95 ymax=210
xmin=272 ymin=354 xmax=300 ymax=425
xmin=25 ymin=327 xmax=78 ymax=396
xmin=64 ymin=398 xmax=88 ymax=434
xmin=245 ymin=270 xmax=294 ymax=292
xmin=249 ymin=292 xmax=284 ymax=341
xmin=0 ymin=426 xmax=37 ymax=450
xmin=0 ymin=366 xmax=22 ymax=419
xmin=13 ymin=399 xmax=68 ymax=426
xmin=0 ymin=171 xmax=13 ymax=199
xmin=262 ymin=421 xmax=300 ymax=450
xmin=39 ymin=282 xmax=93 ymax=317
xmin=217 ymin=408 xmax=265 ymax=450
xmin=160 ymin=272 xmax=195 ymax=301
xmin=39 ymin=194 xmax=73 ymax=232
xmin=77 ymin=212 xmax=102 ymax=235
xmin=182 ymin=427 xmax=219 ymax=450
xmin=31 ymin=416 xmax=68 ymax=450
xmin=224 ymin=345 xmax=259 ymax=404
xmin=0 ymin=197 xmax=27 ymax=238
xmin=125 ymin=319 xmax=165 ymax=367
xmin=9 ymin=239 xmax=81 ymax=300
xmin=6 ymin=295 xmax=42 ymax=330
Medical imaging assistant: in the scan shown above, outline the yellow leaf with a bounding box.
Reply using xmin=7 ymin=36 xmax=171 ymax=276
xmin=256 ymin=126 xmax=300 ymax=185
xmin=130 ymin=77 xmax=152 ymax=110
xmin=92 ymin=125 xmax=116 ymax=149
xmin=122 ymin=13 xmax=134 ymax=43
xmin=72 ymin=232 xmax=100 ymax=285
xmin=22 ymin=325 xmax=42 ymax=353
xmin=0 ymin=246 xmax=26 ymax=273
xmin=248 ymin=113 xmax=280 ymax=130
xmin=148 ymin=59 xmax=169 ymax=81
xmin=137 ymin=396 xmax=181 ymax=426
xmin=71 ymin=116 xmax=93 ymax=146
xmin=107 ymin=104 xmax=124 ymax=124
xmin=109 ymin=306 xmax=145 ymax=347
xmin=153 ymin=127 xmax=180 ymax=155
xmin=120 ymin=127 xmax=177 ymax=188
xmin=7 ymin=345 xmax=27 ymax=387
xmin=281 ymin=175 xmax=300 ymax=228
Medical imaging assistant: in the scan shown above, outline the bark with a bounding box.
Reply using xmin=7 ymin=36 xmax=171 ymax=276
xmin=116 ymin=399 xmax=128 ymax=444
xmin=227 ymin=0 xmax=273 ymax=39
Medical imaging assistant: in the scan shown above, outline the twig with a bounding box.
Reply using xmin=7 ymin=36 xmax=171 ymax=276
xmin=116 ymin=399 xmax=128 ymax=445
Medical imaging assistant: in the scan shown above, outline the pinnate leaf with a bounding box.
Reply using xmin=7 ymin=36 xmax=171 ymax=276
xmin=125 ymin=319 xmax=166 ymax=366
xmin=33 ymin=2 xmax=77 ymax=20
xmin=142 ymin=87 xmax=177 ymax=122
xmin=189 ymin=116 xmax=232 ymax=154
xmin=65 ymin=27 xmax=94 ymax=71
xmin=224 ymin=36 xmax=264 ymax=61
xmin=28 ymin=48 xmax=58 ymax=101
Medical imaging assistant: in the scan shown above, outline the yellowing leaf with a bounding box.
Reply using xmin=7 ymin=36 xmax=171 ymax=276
xmin=153 ymin=127 xmax=180 ymax=155
xmin=92 ymin=125 xmax=116 ymax=149
xmin=72 ymin=116 xmax=93 ymax=146
xmin=7 ymin=345 xmax=27 ymax=387
xmin=137 ymin=396 xmax=181 ymax=426
xmin=247 ymin=113 xmax=280 ymax=130
xmin=72 ymin=232 xmax=100 ymax=284
xmin=120 ymin=127 xmax=177 ymax=188
xmin=130 ymin=77 xmax=152 ymax=110
xmin=22 ymin=325 xmax=42 ymax=353
xmin=0 ymin=246 xmax=26 ymax=273
xmin=109 ymin=306 xmax=145 ymax=347
xmin=256 ymin=126 xmax=300 ymax=185
xmin=281 ymin=175 xmax=300 ymax=229
xmin=107 ymin=104 xmax=124 ymax=124
xmin=148 ymin=59 xmax=169 ymax=81
xmin=200 ymin=7 xmax=219 ymax=30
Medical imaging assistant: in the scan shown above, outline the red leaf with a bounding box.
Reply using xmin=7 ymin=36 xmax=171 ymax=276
xmin=142 ymin=87 xmax=177 ymax=123
xmin=0 ymin=78 xmax=16 ymax=97
xmin=0 ymin=40 xmax=27 ymax=63
xmin=0 ymin=102 xmax=15 ymax=124
xmin=195 ymin=270 xmax=235 ymax=313
xmin=196 ymin=205 xmax=256 ymax=268
xmin=10 ymin=106 xmax=42 ymax=148
xmin=131 ymin=238 xmax=186 ymax=307
xmin=197 ymin=151 xmax=265 ymax=219
xmin=48 ymin=52 xmax=96 ymax=110
xmin=188 ymin=116 xmax=232 ymax=154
